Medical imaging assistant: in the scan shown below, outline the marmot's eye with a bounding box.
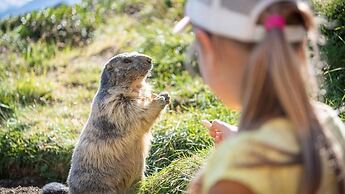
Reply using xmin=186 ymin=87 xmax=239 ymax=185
xmin=106 ymin=65 xmax=113 ymax=71
xmin=123 ymin=58 xmax=132 ymax=64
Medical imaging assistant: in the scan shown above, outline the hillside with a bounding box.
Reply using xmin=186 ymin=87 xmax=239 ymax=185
xmin=0 ymin=0 xmax=344 ymax=193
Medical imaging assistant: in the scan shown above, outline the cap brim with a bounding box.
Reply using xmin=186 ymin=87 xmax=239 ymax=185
xmin=173 ymin=17 xmax=191 ymax=34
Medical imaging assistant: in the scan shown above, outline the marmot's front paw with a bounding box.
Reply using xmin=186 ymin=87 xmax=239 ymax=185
xmin=154 ymin=92 xmax=170 ymax=106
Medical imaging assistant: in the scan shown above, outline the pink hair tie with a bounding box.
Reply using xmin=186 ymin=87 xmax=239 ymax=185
xmin=264 ymin=15 xmax=285 ymax=31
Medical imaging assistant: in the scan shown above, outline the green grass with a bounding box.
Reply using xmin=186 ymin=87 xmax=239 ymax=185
xmin=0 ymin=0 xmax=344 ymax=192
xmin=312 ymin=0 xmax=345 ymax=118
xmin=0 ymin=125 xmax=74 ymax=181
xmin=140 ymin=150 xmax=208 ymax=194
xmin=0 ymin=75 xmax=53 ymax=122
xmin=0 ymin=0 xmax=218 ymax=183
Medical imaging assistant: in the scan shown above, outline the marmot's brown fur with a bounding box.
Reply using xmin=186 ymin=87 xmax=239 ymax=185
xmin=43 ymin=52 xmax=170 ymax=194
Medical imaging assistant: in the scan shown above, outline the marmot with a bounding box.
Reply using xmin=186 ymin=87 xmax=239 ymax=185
xmin=43 ymin=52 xmax=170 ymax=194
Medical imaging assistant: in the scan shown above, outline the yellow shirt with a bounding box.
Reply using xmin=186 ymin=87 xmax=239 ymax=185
xmin=202 ymin=102 xmax=345 ymax=194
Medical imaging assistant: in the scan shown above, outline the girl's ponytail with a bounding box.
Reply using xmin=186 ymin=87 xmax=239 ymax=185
xmin=239 ymin=2 xmax=344 ymax=194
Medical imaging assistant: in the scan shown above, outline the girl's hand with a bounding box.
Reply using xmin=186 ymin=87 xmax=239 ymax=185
xmin=201 ymin=120 xmax=238 ymax=145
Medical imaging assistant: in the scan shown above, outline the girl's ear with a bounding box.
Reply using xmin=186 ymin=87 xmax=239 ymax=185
xmin=195 ymin=28 xmax=216 ymax=66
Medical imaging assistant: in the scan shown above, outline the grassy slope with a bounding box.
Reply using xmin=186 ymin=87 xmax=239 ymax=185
xmin=0 ymin=0 xmax=343 ymax=192
xmin=0 ymin=0 xmax=238 ymax=189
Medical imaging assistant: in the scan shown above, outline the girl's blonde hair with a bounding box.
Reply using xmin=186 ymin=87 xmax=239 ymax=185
xmin=211 ymin=2 xmax=344 ymax=194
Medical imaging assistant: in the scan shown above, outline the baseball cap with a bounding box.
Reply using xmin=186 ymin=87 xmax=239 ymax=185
xmin=173 ymin=0 xmax=310 ymax=43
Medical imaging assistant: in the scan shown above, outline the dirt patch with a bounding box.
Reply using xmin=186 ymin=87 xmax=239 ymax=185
xmin=0 ymin=186 xmax=41 ymax=194
xmin=0 ymin=177 xmax=45 ymax=188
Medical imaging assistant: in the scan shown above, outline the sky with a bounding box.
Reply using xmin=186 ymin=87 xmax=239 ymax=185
xmin=0 ymin=0 xmax=81 ymax=19
xmin=0 ymin=0 xmax=33 ymax=12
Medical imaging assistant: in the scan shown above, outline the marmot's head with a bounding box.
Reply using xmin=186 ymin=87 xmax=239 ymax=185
xmin=100 ymin=52 xmax=152 ymax=89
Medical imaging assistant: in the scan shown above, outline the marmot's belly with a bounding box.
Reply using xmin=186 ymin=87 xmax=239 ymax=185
xmin=81 ymin=136 xmax=146 ymax=174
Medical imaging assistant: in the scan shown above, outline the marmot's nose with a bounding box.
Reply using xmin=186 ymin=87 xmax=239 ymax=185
xmin=138 ymin=56 xmax=152 ymax=64
xmin=146 ymin=58 xmax=152 ymax=64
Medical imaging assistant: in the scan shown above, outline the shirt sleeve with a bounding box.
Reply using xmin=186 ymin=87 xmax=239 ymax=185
xmin=314 ymin=102 xmax=345 ymax=170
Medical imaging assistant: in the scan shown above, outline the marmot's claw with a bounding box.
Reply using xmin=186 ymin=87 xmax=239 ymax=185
xmin=154 ymin=92 xmax=170 ymax=105
xmin=159 ymin=92 xmax=170 ymax=103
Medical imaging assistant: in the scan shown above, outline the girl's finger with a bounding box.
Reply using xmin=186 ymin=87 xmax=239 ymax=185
xmin=212 ymin=120 xmax=238 ymax=133
xmin=215 ymin=133 xmax=222 ymax=144
xmin=201 ymin=120 xmax=212 ymax=129
xmin=201 ymin=120 xmax=216 ymax=137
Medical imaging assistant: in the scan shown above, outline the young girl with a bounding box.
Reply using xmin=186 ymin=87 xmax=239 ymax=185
xmin=174 ymin=0 xmax=345 ymax=193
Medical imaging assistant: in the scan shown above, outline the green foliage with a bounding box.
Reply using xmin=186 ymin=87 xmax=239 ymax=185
xmin=146 ymin=112 xmax=213 ymax=176
xmin=0 ymin=4 xmax=97 ymax=50
xmin=0 ymin=77 xmax=52 ymax=105
xmin=0 ymin=0 xmax=103 ymax=74
xmin=0 ymin=76 xmax=53 ymax=122
xmin=24 ymin=42 xmax=57 ymax=72
xmin=0 ymin=119 xmax=73 ymax=181
xmin=0 ymin=0 xmax=186 ymax=76
xmin=137 ymin=23 xmax=191 ymax=90
xmin=89 ymin=0 xmax=185 ymax=19
xmin=0 ymin=103 xmax=13 ymax=123
xmin=0 ymin=0 xmax=343 ymax=192
xmin=140 ymin=151 xmax=207 ymax=194
xmin=0 ymin=0 xmax=192 ymax=184
xmin=312 ymin=0 xmax=345 ymax=111
xmin=146 ymin=83 xmax=238 ymax=175
xmin=92 ymin=0 xmax=145 ymax=15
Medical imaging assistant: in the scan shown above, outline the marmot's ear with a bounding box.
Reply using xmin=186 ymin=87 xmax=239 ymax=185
xmin=100 ymin=69 xmax=111 ymax=88
xmin=105 ymin=63 xmax=113 ymax=71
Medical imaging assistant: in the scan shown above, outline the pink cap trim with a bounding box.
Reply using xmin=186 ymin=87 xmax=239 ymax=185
xmin=264 ymin=15 xmax=285 ymax=31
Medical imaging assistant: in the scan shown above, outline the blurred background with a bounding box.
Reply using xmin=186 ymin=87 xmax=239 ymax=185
xmin=0 ymin=0 xmax=81 ymax=19
xmin=0 ymin=0 xmax=344 ymax=193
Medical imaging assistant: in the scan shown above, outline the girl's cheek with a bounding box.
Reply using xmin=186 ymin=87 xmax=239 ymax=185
xmin=198 ymin=56 xmax=210 ymax=83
